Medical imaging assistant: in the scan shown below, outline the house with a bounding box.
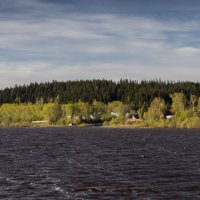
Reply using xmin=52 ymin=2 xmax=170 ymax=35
xmin=166 ymin=115 xmax=174 ymax=119
xmin=90 ymin=114 xmax=102 ymax=120
xmin=125 ymin=113 xmax=139 ymax=119
xmin=132 ymin=113 xmax=139 ymax=119
xmin=111 ymin=112 xmax=119 ymax=117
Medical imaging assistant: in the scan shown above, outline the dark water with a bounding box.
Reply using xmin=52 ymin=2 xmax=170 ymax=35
xmin=0 ymin=127 xmax=200 ymax=200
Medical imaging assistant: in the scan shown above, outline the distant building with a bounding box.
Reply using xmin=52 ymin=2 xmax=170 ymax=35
xmin=166 ymin=115 xmax=174 ymax=119
xmin=90 ymin=114 xmax=102 ymax=119
xmin=132 ymin=113 xmax=139 ymax=119
xmin=111 ymin=112 xmax=119 ymax=117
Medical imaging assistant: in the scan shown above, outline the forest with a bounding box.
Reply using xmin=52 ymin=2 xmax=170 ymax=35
xmin=0 ymin=79 xmax=200 ymax=111
xmin=0 ymin=80 xmax=200 ymax=128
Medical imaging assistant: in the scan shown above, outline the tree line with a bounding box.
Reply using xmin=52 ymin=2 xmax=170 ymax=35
xmin=0 ymin=79 xmax=200 ymax=111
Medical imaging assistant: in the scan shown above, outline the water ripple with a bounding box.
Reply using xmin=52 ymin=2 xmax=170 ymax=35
xmin=0 ymin=127 xmax=200 ymax=199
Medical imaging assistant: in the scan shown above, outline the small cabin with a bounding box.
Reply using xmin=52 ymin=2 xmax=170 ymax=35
xmin=90 ymin=114 xmax=102 ymax=119
xmin=111 ymin=112 xmax=119 ymax=117
xmin=132 ymin=113 xmax=139 ymax=119
xmin=166 ymin=115 xmax=174 ymax=119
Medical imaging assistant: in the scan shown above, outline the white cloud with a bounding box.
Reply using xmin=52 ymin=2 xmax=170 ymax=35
xmin=0 ymin=6 xmax=200 ymax=87
xmin=0 ymin=57 xmax=200 ymax=89
xmin=0 ymin=14 xmax=199 ymax=52
xmin=173 ymin=47 xmax=200 ymax=56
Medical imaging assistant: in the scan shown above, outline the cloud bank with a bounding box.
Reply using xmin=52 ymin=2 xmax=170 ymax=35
xmin=0 ymin=0 xmax=200 ymax=87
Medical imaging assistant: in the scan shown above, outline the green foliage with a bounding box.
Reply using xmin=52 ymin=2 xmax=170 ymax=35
xmin=187 ymin=116 xmax=200 ymax=128
xmin=0 ymin=90 xmax=200 ymax=128
xmin=108 ymin=101 xmax=130 ymax=117
xmin=170 ymin=93 xmax=186 ymax=114
xmin=109 ymin=116 xmax=126 ymax=125
xmin=92 ymin=100 xmax=106 ymax=114
xmin=190 ymin=94 xmax=197 ymax=111
xmin=0 ymin=103 xmax=43 ymax=125
xmin=145 ymin=97 xmax=166 ymax=120
xmin=197 ymin=97 xmax=200 ymax=111
xmin=76 ymin=101 xmax=90 ymax=118
xmin=43 ymin=103 xmax=62 ymax=124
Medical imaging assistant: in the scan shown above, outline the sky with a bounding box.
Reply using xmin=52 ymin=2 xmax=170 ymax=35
xmin=0 ymin=0 xmax=200 ymax=88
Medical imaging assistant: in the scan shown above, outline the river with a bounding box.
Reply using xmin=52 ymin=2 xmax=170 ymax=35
xmin=0 ymin=127 xmax=200 ymax=199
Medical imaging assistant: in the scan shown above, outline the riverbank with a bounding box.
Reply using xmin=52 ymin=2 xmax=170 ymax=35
xmin=0 ymin=122 xmax=199 ymax=129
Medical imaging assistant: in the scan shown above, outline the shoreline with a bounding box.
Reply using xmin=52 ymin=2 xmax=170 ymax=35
xmin=0 ymin=124 xmax=200 ymax=129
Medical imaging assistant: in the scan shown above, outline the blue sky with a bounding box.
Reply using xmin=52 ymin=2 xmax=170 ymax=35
xmin=0 ymin=0 xmax=200 ymax=87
